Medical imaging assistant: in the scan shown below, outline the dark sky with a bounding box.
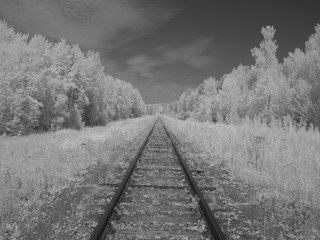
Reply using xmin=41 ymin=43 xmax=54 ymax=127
xmin=0 ymin=0 xmax=319 ymax=103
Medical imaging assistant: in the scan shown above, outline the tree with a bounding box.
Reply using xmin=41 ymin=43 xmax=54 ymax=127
xmin=283 ymin=24 xmax=320 ymax=126
xmin=151 ymin=24 xmax=320 ymax=128
xmin=251 ymin=26 xmax=278 ymax=71
xmin=0 ymin=21 xmax=147 ymax=135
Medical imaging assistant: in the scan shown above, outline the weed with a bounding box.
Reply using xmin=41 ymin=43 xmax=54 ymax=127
xmin=162 ymin=115 xmax=320 ymax=238
xmin=0 ymin=116 xmax=156 ymax=238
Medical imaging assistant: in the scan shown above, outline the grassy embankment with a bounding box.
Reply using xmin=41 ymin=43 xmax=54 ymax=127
xmin=163 ymin=115 xmax=320 ymax=239
xmin=0 ymin=116 xmax=156 ymax=236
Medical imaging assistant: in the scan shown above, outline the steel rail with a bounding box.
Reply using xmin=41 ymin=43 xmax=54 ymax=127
xmin=89 ymin=119 xmax=158 ymax=240
xmin=161 ymin=118 xmax=227 ymax=240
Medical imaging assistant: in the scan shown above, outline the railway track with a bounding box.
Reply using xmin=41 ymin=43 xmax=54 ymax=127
xmin=89 ymin=118 xmax=226 ymax=240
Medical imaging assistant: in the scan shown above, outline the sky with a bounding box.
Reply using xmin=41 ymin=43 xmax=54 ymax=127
xmin=0 ymin=0 xmax=319 ymax=104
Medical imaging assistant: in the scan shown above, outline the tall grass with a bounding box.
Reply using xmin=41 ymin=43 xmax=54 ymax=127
xmin=0 ymin=116 xmax=156 ymax=234
xmin=162 ymin=115 xmax=320 ymax=210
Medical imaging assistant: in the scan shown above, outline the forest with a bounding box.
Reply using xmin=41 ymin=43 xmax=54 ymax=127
xmin=0 ymin=21 xmax=146 ymax=136
xmin=148 ymin=25 xmax=320 ymax=130
xmin=2 ymin=21 xmax=320 ymax=136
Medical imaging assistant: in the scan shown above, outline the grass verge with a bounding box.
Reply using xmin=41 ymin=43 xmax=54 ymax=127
xmin=0 ymin=116 xmax=156 ymax=239
xmin=162 ymin=115 xmax=320 ymax=239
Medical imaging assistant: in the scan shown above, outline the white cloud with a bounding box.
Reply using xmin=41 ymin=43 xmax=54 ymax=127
xmin=0 ymin=0 xmax=178 ymax=49
xmin=152 ymin=84 xmax=164 ymax=93
xmin=162 ymin=38 xmax=214 ymax=68
xmin=127 ymin=54 xmax=162 ymax=79
xmin=121 ymin=38 xmax=214 ymax=84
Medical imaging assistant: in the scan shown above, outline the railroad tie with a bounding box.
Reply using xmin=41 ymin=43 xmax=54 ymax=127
xmin=89 ymin=118 xmax=226 ymax=240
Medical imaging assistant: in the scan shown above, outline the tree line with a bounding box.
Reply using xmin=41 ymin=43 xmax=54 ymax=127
xmin=151 ymin=25 xmax=320 ymax=129
xmin=0 ymin=21 xmax=146 ymax=135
